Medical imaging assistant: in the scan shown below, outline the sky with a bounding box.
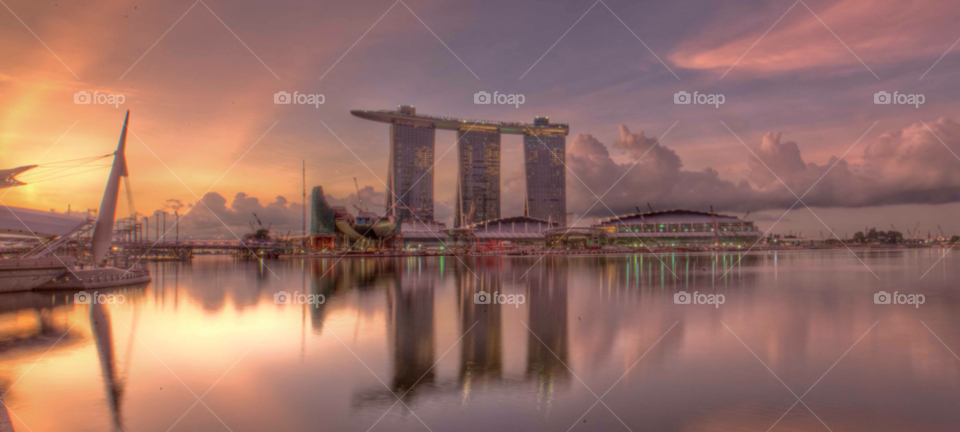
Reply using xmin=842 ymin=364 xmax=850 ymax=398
xmin=1 ymin=0 xmax=960 ymax=238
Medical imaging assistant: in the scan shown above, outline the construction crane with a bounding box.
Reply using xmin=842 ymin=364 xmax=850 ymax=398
xmin=742 ymin=211 xmax=751 ymax=221
xmin=252 ymin=213 xmax=271 ymax=231
xmin=913 ymin=222 xmax=921 ymax=240
xmin=245 ymin=213 xmax=271 ymax=241
xmin=938 ymin=224 xmax=946 ymax=241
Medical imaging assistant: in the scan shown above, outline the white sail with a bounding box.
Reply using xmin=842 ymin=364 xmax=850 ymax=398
xmin=91 ymin=111 xmax=129 ymax=266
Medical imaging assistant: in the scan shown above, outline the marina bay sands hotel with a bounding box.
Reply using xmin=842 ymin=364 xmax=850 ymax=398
xmin=351 ymin=106 xmax=569 ymax=227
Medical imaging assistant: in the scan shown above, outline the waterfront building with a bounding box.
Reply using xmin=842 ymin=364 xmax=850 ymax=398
xmin=445 ymin=216 xmax=560 ymax=249
xmin=523 ymin=117 xmax=566 ymax=225
xmin=310 ymin=186 xmax=336 ymax=236
xmin=397 ymin=219 xmax=449 ymax=249
xmin=351 ymin=107 xmax=570 ymax=228
xmin=594 ymin=209 xmax=760 ymax=246
xmin=386 ymin=106 xmax=436 ymax=221
xmin=455 ymin=126 xmax=501 ymax=227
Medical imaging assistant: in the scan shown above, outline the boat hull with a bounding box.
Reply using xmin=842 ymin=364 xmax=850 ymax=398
xmin=37 ymin=266 xmax=151 ymax=290
xmin=0 ymin=257 xmax=76 ymax=293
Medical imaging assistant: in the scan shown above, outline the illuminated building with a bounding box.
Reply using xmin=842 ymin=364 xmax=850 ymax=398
xmin=351 ymin=107 xmax=569 ymax=227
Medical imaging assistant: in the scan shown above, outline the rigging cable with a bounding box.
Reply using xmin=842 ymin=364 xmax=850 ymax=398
xmin=21 ymin=166 xmax=110 ymax=185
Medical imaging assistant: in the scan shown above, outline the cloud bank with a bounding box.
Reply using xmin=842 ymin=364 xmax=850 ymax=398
xmin=566 ymin=118 xmax=960 ymax=219
xmin=151 ymin=186 xmax=385 ymax=238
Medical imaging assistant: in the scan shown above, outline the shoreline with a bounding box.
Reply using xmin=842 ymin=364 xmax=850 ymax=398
xmin=275 ymin=243 xmax=951 ymax=259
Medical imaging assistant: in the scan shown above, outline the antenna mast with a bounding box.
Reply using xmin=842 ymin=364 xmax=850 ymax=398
xmin=302 ymin=160 xmax=306 ymax=237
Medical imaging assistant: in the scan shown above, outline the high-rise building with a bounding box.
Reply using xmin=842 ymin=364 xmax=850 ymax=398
xmin=386 ymin=106 xmax=435 ymax=221
xmin=310 ymin=186 xmax=336 ymax=236
xmin=350 ymin=108 xmax=568 ymax=227
xmin=524 ymin=117 xmax=566 ymax=225
xmin=455 ymin=126 xmax=501 ymax=227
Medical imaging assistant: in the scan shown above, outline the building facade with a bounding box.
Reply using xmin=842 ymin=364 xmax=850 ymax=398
xmin=352 ymin=108 xmax=569 ymax=228
xmin=523 ymin=117 xmax=566 ymax=225
xmin=310 ymin=186 xmax=336 ymax=236
xmin=386 ymin=106 xmax=436 ymax=221
xmin=455 ymin=126 xmax=501 ymax=227
xmin=594 ymin=209 xmax=761 ymax=246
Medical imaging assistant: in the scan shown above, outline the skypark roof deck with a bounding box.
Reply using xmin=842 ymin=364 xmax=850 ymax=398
xmin=350 ymin=106 xmax=569 ymax=135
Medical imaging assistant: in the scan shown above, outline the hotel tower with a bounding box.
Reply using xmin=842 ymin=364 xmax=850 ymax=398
xmin=351 ymin=106 xmax=569 ymax=226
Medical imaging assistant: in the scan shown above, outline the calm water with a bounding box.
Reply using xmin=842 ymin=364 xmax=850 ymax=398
xmin=2 ymin=250 xmax=960 ymax=432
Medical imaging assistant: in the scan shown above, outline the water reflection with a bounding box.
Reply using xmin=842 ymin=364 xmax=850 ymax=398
xmin=525 ymin=258 xmax=570 ymax=408
xmin=388 ymin=263 xmax=436 ymax=398
xmin=0 ymin=251 xmax=959 ymax=431
xmin=457 ymin=263 xmax=502 ymax=389
xmin=90 ymin=302 xmax=122 ymax=431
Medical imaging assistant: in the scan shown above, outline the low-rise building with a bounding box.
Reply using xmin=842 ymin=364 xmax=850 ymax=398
xmin=594 ymin=209 xmax=761 ymax=247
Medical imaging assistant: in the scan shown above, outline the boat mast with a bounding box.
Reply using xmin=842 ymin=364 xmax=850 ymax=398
xmin=91 ymin=111 xmax=129 ymax=266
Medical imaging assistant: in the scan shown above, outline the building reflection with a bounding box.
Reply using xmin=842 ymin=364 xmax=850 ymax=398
xmin=309 ymin=259 xmax=336 ymax=335
xmin=457 ymin=260 xmax=502 ymax=394
xmin=525 ymin=257 xmax=570 ymax=404
xmin=387 ymin=262 xmax=435 ymax=398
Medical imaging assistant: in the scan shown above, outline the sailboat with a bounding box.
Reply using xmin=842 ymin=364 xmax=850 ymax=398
xmin=37 ymin=111 xmax=151 ymax=289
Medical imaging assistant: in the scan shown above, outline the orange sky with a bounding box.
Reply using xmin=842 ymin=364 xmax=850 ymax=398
xmin=2 ymin=0 xmax=960 ymax=234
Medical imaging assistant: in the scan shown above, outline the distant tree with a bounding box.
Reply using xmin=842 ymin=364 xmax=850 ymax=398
xmin=951 ymin=235 xmax=960 ymax=243
xmin=853 ymin=231 xmax=866 ymax=243
xmin=866 ymin=228 xmax=879 ymax=242
xmin=886 ymin=230 xmax=904 ymax=244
